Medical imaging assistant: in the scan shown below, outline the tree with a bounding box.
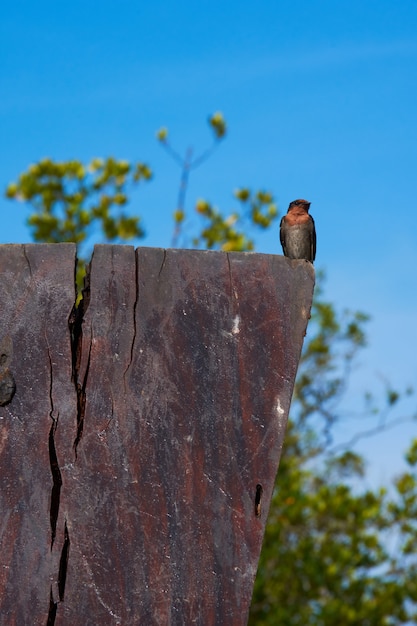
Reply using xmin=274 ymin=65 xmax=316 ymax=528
xmin=249 ymin=278 xmax=417 ymax=624
xmin=5 ymin=156 xmax=152 ymax=289
xmin=6 ymin=113 xmax=278 ymax=259
xmin=5 ymin=116 xmax=417 ymax=624
xmin=155 ymin=114 xmax=278 ymax=250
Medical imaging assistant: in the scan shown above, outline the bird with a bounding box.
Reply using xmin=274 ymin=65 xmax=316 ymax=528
xmin=280 ymin=199 xmax=316 ymax=262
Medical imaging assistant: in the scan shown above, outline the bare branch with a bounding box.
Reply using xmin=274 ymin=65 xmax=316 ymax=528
xmin=327 ymin=413 xmax=417 ymax=455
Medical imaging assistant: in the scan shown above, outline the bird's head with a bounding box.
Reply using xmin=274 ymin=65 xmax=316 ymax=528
xmin=288 ymin=199 xmax=311 ymax=212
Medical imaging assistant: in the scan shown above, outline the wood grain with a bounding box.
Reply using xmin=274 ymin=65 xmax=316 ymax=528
xmin=0 ymin=244 xmax=315 ymax=625
xmin=0 ymin=244 xmax=76 ymax=625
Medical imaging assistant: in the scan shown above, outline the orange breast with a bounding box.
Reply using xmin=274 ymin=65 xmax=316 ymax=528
xmin=284 ymin=211 xmax=311 ymax=226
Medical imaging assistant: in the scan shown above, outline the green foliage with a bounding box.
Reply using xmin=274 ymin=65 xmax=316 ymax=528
xmin=194 ymin=198 xmax=252 ymax=251
xmin=250 ymin=437 xmax=417 ymax=624
xmin=4 ymin=115 xmax=417 ymax=624
xmin=249 ymin=281 xmax=417 ymax=624
xmin=192 ymin=188 xmax=278 ymax=251
xmin=293 ymin=277 xmax=370 ymax=442
xmin=156 ymin=127 xmax=168 ymax=142
xmin=156 ymin=114 xmax=279 ymax=250
xmin=157 ymin=112 xmax=229 ymax=247
xmin=225 ymin=212 xmax=417 ymax=623
xmin=6 ymin=156 xmax=152 ymax=247
xmin=208 ymin=111 xmax=227 ymax=138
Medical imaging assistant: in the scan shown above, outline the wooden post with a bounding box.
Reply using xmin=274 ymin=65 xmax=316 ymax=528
xmin=0 ymin=244 xmax=314 ymax=625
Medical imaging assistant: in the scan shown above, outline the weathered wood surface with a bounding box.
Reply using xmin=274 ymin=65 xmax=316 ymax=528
xmin=0 ymin=244 xmax=315 ymax=625
xmin=0 ymin=244 xmax=76 ymax=625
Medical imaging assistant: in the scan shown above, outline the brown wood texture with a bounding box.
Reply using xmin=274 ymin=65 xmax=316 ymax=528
xmin=0 ymin=244 xmax=76 ymax=625
xmin=0 ymin=244 xmax=315 ymax=625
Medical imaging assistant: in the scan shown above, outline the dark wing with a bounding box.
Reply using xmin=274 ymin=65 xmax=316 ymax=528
xmin=279 ymin=216 xmax=287 ymax=255
xmin=310 ymin=215 xmax=316 ymax=262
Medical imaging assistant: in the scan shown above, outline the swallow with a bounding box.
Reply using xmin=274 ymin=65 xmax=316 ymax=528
xmin=280 ymin=199 xmax=316 ymax=262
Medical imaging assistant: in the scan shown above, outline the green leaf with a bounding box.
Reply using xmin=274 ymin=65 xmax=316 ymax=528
xmin=6 ymin=157 xmax=151 ymax=251
xmin=156 ymin=127 xmax=168 ymax=142
xmin=208 ymin=111 xmax=227 ymax=139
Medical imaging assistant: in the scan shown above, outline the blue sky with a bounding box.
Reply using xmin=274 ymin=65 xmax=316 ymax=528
xmin=1 ymin=1 xmax=416 ymax=484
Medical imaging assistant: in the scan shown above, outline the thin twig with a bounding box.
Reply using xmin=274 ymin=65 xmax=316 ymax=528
xmin=171 ymin=147 xmax=193 ymax=248
xmin=327 ymin=414 xmax=417 ymax=455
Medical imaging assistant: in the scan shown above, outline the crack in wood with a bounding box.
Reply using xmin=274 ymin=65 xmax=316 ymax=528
xmin=58 ymin=521 xmax=70 ymax=601
xmin=48 ymin=418 xmax=61 ymax=549
xmin=123 ymin=248 xmax=138 ymax=386
xmin=46 ymin=588 xmax=58 ymax=625
xmin=22 ymin=245 xmax=33 ymax=279
xmin=157 ymin=248 xmax=167 ymax=279
xmin=46 ymin=342 xmax=70 ymax=621
xmin=46 ymin=343 xmax=62 ymax=550
xmin=46 ymin=520 xmax=70 ymax=623
xmin=69 ymin=258 xmax=92 ymax=458
xmin=0 ymin=336 xmax=16 ymax=407
xmin=73 ymin=337 xmax=92 ymax=455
